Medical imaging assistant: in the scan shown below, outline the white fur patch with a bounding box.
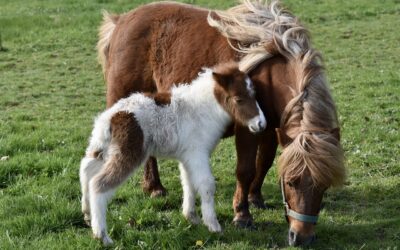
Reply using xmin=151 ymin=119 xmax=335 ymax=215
xmin=80 ymin=68 xmax=233 ymax=244
xmin=245 ymin=76 xmax=255 ymax=97
xmin=247 ymin=102 xmax=267 ymax=133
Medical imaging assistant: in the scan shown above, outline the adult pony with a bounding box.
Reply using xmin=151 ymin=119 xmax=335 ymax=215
xmin=98 ymin=0 xmax=346 ymax=246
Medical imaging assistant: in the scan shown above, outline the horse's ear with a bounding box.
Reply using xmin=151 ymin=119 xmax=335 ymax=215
xmin=265 ymin=42 xmax=280 ymax=56
xmin=213 ymin=72 xmax=231 ymax=89
xmin=276 ymin=128 xmax=292 ymax=147
xmin=331 ymin=127 xmax=341 ymax=141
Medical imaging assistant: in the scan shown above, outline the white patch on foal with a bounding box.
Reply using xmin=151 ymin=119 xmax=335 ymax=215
xmin=79 ymin=67 xmax=265 ymax=244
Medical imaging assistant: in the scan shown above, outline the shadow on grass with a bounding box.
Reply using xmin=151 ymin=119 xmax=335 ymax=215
xmin=213 ymin=178 xmax=400 ymax=248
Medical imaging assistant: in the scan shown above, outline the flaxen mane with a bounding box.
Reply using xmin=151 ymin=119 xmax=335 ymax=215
xmin=208 ymin=0 xmax=345 ymax=187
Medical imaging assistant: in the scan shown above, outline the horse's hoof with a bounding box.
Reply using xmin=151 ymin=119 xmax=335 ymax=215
xmin=233 ymin=216 xmax=255 ymax=229
xmin=150 ymin=187 xmax=167 ymax=198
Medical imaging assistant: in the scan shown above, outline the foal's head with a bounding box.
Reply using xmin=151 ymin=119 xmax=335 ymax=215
xmin=212 ymin=62 xmax=266 ymax=133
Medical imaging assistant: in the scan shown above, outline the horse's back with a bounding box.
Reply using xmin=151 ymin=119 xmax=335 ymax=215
xmin=105 ymin=2 xmax=235 ymax=106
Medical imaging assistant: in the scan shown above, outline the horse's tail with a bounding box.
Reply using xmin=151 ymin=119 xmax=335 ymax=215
xmin=97 ymin=11 xmax=120 ymax=75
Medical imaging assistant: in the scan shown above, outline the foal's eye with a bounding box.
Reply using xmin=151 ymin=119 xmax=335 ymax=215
xmin=287 ymin=182 xmax=294 ymax=188
xmin=233 ymin=97 xmax=243 ymax=104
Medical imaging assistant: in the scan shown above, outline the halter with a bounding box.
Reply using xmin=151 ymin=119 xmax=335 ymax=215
xmin=280 ymin=177 xmax=319 ymax=224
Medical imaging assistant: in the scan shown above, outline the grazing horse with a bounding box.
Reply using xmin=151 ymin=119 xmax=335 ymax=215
xmin=80 ymin=63 xmax=266 ymax=245
xmin=98 ymin=0 xmax=346 ymax=246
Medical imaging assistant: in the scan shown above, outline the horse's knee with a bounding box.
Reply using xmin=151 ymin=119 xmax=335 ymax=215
xmin=236 ymin=163 xmax=255 ymax=184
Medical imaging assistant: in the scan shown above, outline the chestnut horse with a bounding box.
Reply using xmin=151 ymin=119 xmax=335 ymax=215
xmin=98 ymin=0 xmax=346 ymax=246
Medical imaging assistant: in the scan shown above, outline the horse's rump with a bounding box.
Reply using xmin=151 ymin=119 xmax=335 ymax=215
xmin=100 ymin=2 xmax=237 ymax=106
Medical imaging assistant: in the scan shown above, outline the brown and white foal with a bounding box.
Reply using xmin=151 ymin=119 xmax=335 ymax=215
xmin=79 ymin=63 xmax=266 ymax=245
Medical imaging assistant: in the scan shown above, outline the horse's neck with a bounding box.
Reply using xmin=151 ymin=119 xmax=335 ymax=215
xmin=249 ymin=57 xmax=295 ymax=129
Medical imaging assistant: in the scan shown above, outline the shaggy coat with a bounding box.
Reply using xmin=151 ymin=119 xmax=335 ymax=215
xmin=80 ymin=65 xmax=266 ymax=245
xmin=96 ymin=0 xmax=345 ymax=246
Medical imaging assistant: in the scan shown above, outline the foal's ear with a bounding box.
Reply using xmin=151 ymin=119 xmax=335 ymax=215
xmin=212 ymin=72 xmax=231 ymax=89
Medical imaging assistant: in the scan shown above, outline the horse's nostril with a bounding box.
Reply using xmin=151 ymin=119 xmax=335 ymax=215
xmin=288 ymin=229 xmax=316 ymax=246
xmin=288 ymin=229 xmax=298 ymax=246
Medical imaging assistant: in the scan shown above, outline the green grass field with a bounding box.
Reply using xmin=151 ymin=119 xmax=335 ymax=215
xmin=0 ymin=0 xmax=399 ymax=249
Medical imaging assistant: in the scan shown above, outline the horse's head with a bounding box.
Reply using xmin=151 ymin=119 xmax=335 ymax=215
xmin=277 ymin=125 xmax=344 ymax=246
xmin=212 ymin=62 xmax=266 ymax=133
xmin=253 ymin=52 xmax=346 ymax=246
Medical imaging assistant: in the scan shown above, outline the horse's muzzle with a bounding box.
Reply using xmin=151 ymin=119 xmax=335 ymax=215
xmin=288 ymin=228 xmax=316 ymax=246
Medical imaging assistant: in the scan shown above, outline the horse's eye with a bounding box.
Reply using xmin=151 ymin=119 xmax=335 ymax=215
xmin=287 ymin=182 xmax=294 ymax=188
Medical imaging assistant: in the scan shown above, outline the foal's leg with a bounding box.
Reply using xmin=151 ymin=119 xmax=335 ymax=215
xmin=249 ymin=130 xmax=278 ymax=209
xmin=179 ymin=162 xmax=200 ymax=224
xmin=89 ymin=151 xmax=145 ymax=245
xmin=184 ymin=155 xmax=221 ymax=232
xmin=89 ymin=111 xmax=145 ymax=245
xmin=80 ymin=155 xmax=104 ymax=225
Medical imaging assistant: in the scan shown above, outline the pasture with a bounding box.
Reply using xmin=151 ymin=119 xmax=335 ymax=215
xmin=0 ymin=0 xmax=399 ymax=249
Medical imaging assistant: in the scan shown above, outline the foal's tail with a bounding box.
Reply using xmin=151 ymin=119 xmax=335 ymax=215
xmin=97 ymin=11 xmax=120 ymax=75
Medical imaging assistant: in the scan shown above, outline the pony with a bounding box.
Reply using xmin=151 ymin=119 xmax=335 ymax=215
xmin=97 ymin=0 xmax=346 ymax=246
xmin=79 ymin=63 xmax=266 ymax=245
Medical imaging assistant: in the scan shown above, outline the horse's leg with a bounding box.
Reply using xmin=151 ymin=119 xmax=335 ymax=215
xmin=79 ymin=155 xmax=104 ymax=226
xmin=232 ymin=125 xmax=258 ymax=228
xmin=183 ymin=155 xmax=221 ymax=232
xmin=179 ymin=162 xmax=200 ymax=224
xmin=249 ymin=130 xmax=278 ymax=209
xmin=142 ymin=157 xmax=167 ymax=197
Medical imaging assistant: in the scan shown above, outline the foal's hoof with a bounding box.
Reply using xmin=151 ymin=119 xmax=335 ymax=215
xmin=207 ymin=221 xmax=222 ymax=233
xmin=93 ymin=231 xmax=114 ymax=246
xmin=83 ymin=213 xmax=91 ymax=227
xmin=233 ymin=216 xmax=254 ymax=229
xmin=184 ymin=212 xmax=201 ymax=225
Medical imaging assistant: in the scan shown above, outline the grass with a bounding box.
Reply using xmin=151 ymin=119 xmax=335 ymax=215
xmin=0 ymin=0 xmax=399 ymax=249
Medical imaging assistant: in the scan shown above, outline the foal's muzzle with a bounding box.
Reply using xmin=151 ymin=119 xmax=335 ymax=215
xmin=248 ymin=115 xmax=266 ymax=133
xmin=248 ymin=104 xmax=266 ymax=133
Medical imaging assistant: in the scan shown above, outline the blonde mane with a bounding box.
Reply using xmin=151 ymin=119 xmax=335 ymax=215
xmin=207 ymin=0 xmax=310 ymax=72
xmin=277 ymin=51 xmax=346 ymax=188
xmin=208 ymin=0 xmax=346 ymax=187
